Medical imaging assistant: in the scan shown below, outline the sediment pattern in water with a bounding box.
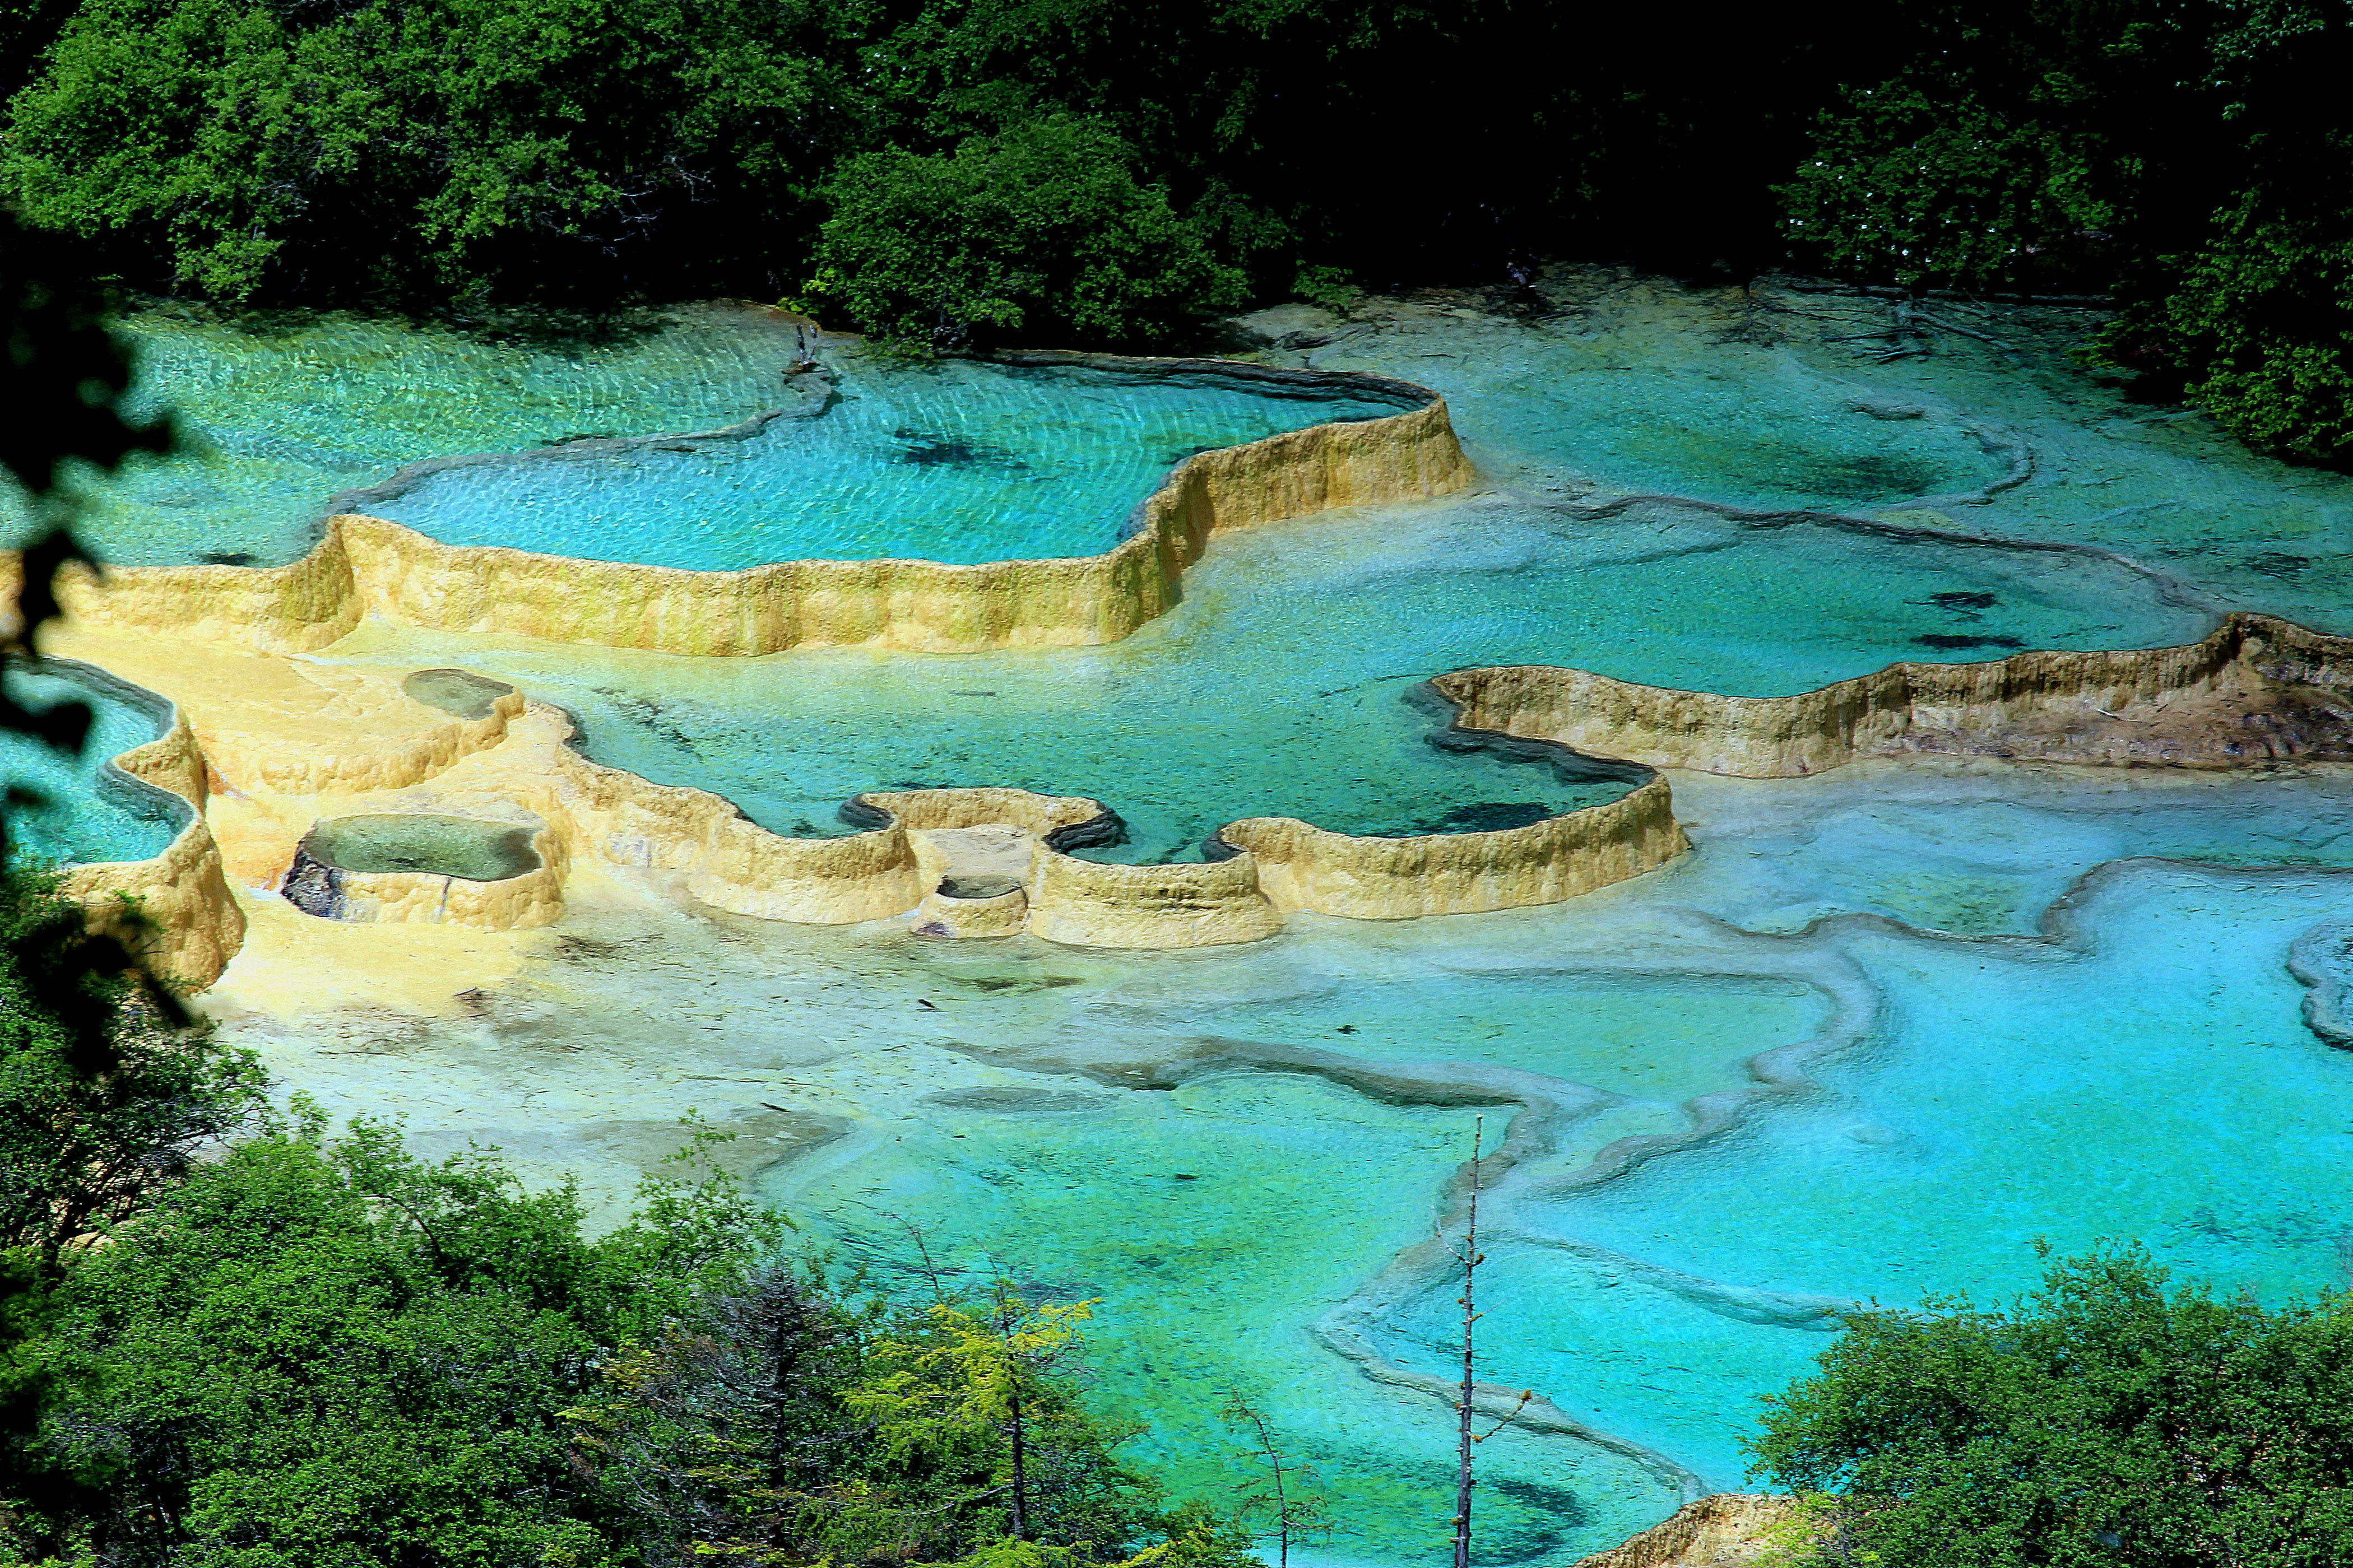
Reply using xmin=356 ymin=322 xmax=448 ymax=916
xmin=28 ymin=279 xmax=2353 ymax=1567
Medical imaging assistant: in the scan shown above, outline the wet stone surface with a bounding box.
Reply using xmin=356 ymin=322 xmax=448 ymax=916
xmin=302 ymin=813 xmax=540 ymax=882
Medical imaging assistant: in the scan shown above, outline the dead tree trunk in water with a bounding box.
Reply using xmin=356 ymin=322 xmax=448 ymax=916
xmin=1451 ymin=1115 xmax=1484 ymax=1568
xmin=1448 ymin=1116 xmax=1531 ymax=1568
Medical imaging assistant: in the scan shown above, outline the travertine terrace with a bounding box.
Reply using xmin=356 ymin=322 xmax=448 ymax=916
xmin=50 ymin=606 xmax=2353 ymax=985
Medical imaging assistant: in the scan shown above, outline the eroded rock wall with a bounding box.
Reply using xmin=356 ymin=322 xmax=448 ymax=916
xmin=1222 ymin=776 xmax=1689 ymax=919
xmin=48 ymin=604 xmax=2353 ymax=978
xmin=26 ymin=375 xmax=1472 ymax=659
xmin=56 ymin=526 xmax=364 ymax=654
xmin=1437 ymin=614 xmax=2353 ymax=777
xmin=60 ymin=713 xmax=247 ymax=989
xmin=1568 ymin=1495 xmax=1797 ymax=1568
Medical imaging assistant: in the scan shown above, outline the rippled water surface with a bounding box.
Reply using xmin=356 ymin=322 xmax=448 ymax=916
xmin=2 ymin=305 xmax=1404 ymax=569
xmin=56 ymin=279 xmax=2353 ymax=1566
xmin=440 ymin=497 xmax=2204 ymax=860
xmin=1 ymin=663 xmax=179 ymax=867
xmin=372 ymin=361 xmax=1407 ymax=567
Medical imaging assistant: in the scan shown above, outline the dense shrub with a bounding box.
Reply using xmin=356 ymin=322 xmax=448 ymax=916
xmin=811 ymin=117 xmax=1248 ymax=352
xmin=1749 ymin=1244 xmax=2353 ymax=1567
xmin=2 ymin=0 xmax=866 ymax=303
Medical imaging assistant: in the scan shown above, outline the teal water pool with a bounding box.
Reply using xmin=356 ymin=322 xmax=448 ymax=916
xmin=1302 ymin=277 xmax=2353 ymax=634
xmin=454 ymin=494 xmax=2208 ymax=861
xmin=117 ymin=282 xmax=2353 ymax=1567
xmin=1 ymin=305 xmax=1408 ymax=570
xmin=1 ymin=661 xmax=183 ymax=867
xmin=2 ymin=304 xmax=804 ymax=569
xmin=753 ymin=767 xmax=2353 ymax=1560
xmin=368 ymin=360 xmax=1409 ymax=568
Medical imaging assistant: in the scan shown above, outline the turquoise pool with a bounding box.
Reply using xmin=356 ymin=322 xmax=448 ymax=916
xmin=462 ymin=495 xmax=2206 ymax=862
xmin=755 ymin=766 xmax=2353 ymax=1562
xmin=368 ymin=360 xmax=1409 ymax=568
xmin=78 ymin=282 xmax=2353 ymax=1566
xmin=1 ymin=661 xmax=183 ymax=868
xmin=1 ymin=305 xmax=1408 ymax=570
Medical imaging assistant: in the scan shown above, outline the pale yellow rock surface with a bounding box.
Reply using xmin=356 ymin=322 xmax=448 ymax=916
xmin=907 ymin=881 xmax=1029 ymax=939
xmin=1570 ymin=1494 xmax=1798 ymax=1568
xmin=208 ymin=892 xmax=533 ymax=1020
xmin=1024 ymin=846 xmax=1287 ymax=948
xmin=294 ymin=810 xmax=568 ymax=932
xmin=38 ymin=588 xmax=2353 ymax=988
xmin=61 ymin=807 xmax=246 ymax=990
xmin=44 ymin=691 xmax=246 ymax=989
xmin=43 ymin=627 xmax=522 ymax=796
xmin=24 ymin=389 xmax=1474 ymax=659
xmin=1438 ymin=613 xmax=2353 ymax=776
xmin=1224 ymin=776 xmax=1690 ymax=920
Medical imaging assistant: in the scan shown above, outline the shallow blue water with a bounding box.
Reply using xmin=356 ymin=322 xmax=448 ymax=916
xmin=759 ymin=779 xmax=2353 ymax=1553
xmin=2 ymin=307 xmax=1404 ymax=570
xmin=372 ymin=362 xmax=1407 ymax=567
xmin=480 ymin=497 xmax=2207 ymax=861
xmin=1 ymin=664 xmax=180 ymax=867
xmin=2 ymin=305 xmax=804 ymax=569
xmin=1491 ymin=863 xmax=2353 ymax=1487
xmin=71 ymin=287 xmax=2353 ymax=1566
xmin=1310 ymin=282 xmax=2353 ymax=634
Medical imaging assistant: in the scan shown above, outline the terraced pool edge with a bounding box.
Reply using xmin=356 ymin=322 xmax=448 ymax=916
xmin=30 ymin=658 xmax=248 ymax=985
xmin=32 ymin=354 xmax=1474 ymax=657
xmin=59 ymin=611 xmax=2353 ymax=979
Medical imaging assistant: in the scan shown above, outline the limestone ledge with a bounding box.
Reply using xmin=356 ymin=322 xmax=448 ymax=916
xmin=909 ymin=881 xmax=1028 ymax=939
xmin=1437 ymin=613 xmax=2353 ymax=776
xmin=384 ymin=611 xmax=2353 ymax=947
xmin=477 ymin=714 xmax=927 ymax=927
xmin=1220 ymin=777 xmax=1688 ymax=920
xmin=1025 ymin=848 xmax=1286 ymax=948
xmin=294 ymin=820 xmax=569 ymax=932
xmin=282 ymin=704 xmax=1627 ymax=947
xmin=38 ymin=365 xmax=1472 ymax=658
xmin=50 ymin=685 xmax=247 ymax=989
xmin=200 ymin=677 xmax=528 ymax=796
xmin=54 ymin=609 xmax=2353 ymax=978
xmin=1569 ymin=1495 xmax=1796 ymax=1568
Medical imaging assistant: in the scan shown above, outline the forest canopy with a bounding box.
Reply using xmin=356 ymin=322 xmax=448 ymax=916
xmin=1 ymin=0 xmax=2348 ymax=450
xmin=1748 ymin=1244 xmax=2353 ymax=1567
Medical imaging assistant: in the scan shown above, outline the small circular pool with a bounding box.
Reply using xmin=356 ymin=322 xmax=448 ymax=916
xmin=300 ymin=813 xmax=541 ymax=882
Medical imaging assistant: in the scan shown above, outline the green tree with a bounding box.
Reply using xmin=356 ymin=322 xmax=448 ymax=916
xmin=2 ymin=206 xmax=197 ymax=1536
xmin=10 ymin=1111 xmax=776 ymax=1566
xmin=849 ymin=1287 xmax=1124 ymax=1548
xmin=1216 ymin=1393 xmax=1328 ymax=1568
xmin=1747 ymin=1242 xmax=2353 ymax=1567
xmin=2 ymin=0 xmax=869 ymax=304
xmin=567 ymin=1260 xmax=880 ymax=1565
xmin=1775 ymin=0 xmax=2353 ymax=464
xmin=811 ymin=115 xmax=1249 ymax=353
xmin=2090 ymin=0 xmax=2353 ymax=463
xmin=578 ymin=1269 xmax=1260 ymax=1568
xmin=0 ymin=869 xmax=267 ymax=1279
xmin=1777 ymin=80 xmax=2121 ymax=292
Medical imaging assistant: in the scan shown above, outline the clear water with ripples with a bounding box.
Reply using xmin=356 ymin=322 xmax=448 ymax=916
xmin=371 ymin=361 xmax=1405 ymax=567
xmin=3 ymin=306 xmax=1401 ymax=570
xmin=1 ymin=664 xmax=178 ymax=867
xmin=36 ymin=282 xmax=2353 ymax=1568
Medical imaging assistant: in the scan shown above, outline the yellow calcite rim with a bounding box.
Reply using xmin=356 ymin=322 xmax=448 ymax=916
xmin=56 ymin=609 xmax=2353 ymax=984
xmin=33 ymin=381 xmax=1475 ymax=658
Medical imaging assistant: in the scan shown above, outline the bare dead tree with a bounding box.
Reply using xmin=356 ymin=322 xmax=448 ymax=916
xmin=1447 ymin=1115 xmax=1531 ymax=1568
xmin=1450 ymin=1115 xmax=1484 ymax=1568
xmin=1220 ymin=1391 xmax=1330 ymax=1568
